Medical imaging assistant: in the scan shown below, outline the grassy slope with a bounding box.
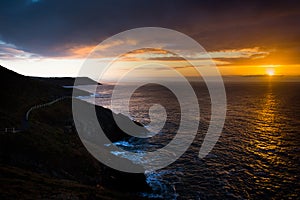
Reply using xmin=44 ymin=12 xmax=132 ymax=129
xmin=0 ymin=166 xmax=137 ymax=200
xmin=0 ymin=66 xmax=68 ymax=127
xmin=0 ymin=66 xmax=148 ymax=199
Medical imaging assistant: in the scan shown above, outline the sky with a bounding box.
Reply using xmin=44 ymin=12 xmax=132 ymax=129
xmin=0 ymin=0 xmax=299 ymax=80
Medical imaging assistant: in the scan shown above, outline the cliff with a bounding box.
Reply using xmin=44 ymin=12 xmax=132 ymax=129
xmin=0 ymin=65 xmax=150 ymax=199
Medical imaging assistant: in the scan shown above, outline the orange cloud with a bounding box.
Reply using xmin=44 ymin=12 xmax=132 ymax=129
xmin=68 ymin=45 xmax=96 ymax=58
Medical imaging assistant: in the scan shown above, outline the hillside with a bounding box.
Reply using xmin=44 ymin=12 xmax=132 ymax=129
xmin=0 ymin=65 xmax=150 ymax=199
xmin=32 ymin=77 xmax=101 ymax=87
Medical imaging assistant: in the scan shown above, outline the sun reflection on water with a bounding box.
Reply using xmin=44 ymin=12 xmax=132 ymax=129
xmin=248 ymin=84 xmax=287 ymax=170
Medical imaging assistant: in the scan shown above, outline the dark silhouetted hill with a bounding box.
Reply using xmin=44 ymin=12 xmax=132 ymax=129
xmin=0 ymin=65 xmax=150 ymax=199
xmin=32 ymin=76 xmax=101 ymax=87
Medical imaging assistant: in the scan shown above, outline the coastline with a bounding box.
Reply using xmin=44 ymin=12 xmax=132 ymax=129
xmin=0 ymin=65 xmax=152 ymax=199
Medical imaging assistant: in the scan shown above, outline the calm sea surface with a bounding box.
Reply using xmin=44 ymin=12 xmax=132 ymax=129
xmin=78 ymin=81 xmax=300 ymax=199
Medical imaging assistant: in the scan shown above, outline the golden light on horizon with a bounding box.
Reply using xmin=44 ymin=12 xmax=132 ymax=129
xmin=266 ymin=68 xmax=275 ymax=76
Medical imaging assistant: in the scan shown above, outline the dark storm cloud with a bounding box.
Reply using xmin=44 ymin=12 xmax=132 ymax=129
xmin=0 ymin=0 xmax=299 ymax=58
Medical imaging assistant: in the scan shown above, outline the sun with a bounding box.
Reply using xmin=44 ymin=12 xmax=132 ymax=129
xmin=266 ymin=68 xmax=275 ymax=76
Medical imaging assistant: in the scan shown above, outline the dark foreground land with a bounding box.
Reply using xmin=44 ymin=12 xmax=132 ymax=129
xmin=0 ymin=66 xmax=150 ymax=199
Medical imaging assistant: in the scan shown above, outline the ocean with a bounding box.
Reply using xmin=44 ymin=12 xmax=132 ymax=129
xmin=76 ymin=80 xmax=300 ymax=199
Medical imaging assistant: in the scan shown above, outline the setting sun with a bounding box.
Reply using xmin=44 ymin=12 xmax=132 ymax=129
xmin=266 ymin=68 xmax=275 ymax=76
